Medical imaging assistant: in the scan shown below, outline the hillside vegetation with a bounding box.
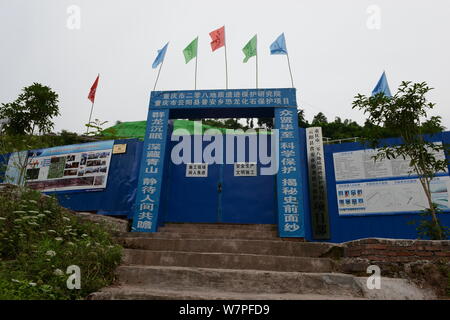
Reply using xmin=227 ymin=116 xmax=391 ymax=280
xmin=0 ymin=185 xmax=122 ymax=299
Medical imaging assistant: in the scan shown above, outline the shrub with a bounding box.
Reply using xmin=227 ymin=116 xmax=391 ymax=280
xmin=408 ymin=204 xmax=450 ymax=240
xmin=0 ymin=186 xmax=122 ymax=299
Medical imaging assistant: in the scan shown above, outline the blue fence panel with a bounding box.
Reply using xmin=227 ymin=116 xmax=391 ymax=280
xmin=51 ymin=139 xmax=143 ymax=218
xmin=320 ymin=132 xmax=450 ymax=243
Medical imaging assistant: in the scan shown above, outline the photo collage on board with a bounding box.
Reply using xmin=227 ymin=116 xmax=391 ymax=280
xmin=337 ymin=188 xmax=364 ymax=208
xmin=25 ymin=149 xmax=112 ymax=191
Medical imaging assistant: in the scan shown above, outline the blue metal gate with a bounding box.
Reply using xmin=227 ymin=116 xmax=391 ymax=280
xmin=163 ymin=134 xmax=277 ymax=224
xmin=220 ymin=134 xmax=277 ymax=224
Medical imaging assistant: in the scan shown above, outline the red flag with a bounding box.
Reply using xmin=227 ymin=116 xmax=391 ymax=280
xmin=209 ymin=26 xmax=225 ymax=51
xmin=88 ymin=74 xmax=99 ymax=103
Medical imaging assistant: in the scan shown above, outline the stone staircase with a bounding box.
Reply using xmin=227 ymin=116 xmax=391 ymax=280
xmin=89 ymin=223 xmax=433 ymax=300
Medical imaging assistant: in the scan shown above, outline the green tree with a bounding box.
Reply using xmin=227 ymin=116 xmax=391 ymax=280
xmin=85 ymin=119 xmax=109 ymax=136
xmin=0 ymin=83 xmax=60 ymax=135
xmin=297 ymin=109 xmax=309 ymax=128
xmin=421 ymin=116 xmax=446 ymax=135
xmin=311 ymin=112 xmax=328 ymax=126
xmin=257 ymin=118 xmax=274 ymax=129
xmin=223 ymin=119 xmax=246 ymax=130
xmin=353 ymin=81 xmax=449 ymax=240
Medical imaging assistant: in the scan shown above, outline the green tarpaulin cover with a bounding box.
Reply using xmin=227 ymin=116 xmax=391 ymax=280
xmin=101 ymin=120 xmax=270 ymax=139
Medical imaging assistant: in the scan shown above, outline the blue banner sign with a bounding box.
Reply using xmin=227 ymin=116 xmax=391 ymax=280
xmin=275 ymin=108 xmax=305 ymax=237
xmin=150 ymin=88 xmax=296 ymax=109
xmin=132 ymin=109 xmax=169 ymax=232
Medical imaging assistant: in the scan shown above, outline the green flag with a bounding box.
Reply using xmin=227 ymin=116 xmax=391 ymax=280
xmin=183 ymin=37 xmax=198 ymax=64
xmin=242 ymin=35 xmax=257 ymax=63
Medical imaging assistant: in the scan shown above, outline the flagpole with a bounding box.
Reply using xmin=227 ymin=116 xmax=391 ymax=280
xmin=224 ymin=27 xmax=229 ymax=89
xmin=195 ymin=55 xmax=198 ymax=90
xmin=153 ymin=57 xmax=165 ymax=91
xmin=195 ymin=38 xmax=198 ymax=90
xmin=86 ymin=101 xmax=94 ymax=134
xmin=255 ymin=35 xmax=258 ymax=89
xmin=86 ymin=73 xmax=99 ymax=135
xmin=286 ymin=53 xmax=294 ymax=88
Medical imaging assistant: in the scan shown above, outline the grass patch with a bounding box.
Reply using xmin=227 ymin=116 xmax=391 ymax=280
xmin=0 ymin=186 xmax=122 ymax=299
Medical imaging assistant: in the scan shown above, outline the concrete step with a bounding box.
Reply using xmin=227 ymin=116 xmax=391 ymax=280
xmin=89 ymin=275 xmax=435 ymax=300
xmin=116 ymin=230 xmax=279 ymax=240
xmin=115 ymin=265 xmax=364 ymax=296
xmin=160 ymin=223 xmax=277 ymax=232
xmin=122 ymin=248 xmax=336 ymax=272
xmin=89 ymin=286 xmax=366 ymax=300
xmin=118 ymin=237 xmax=341 ymax=258
xmin=158 ymin=228 xmax=279 ymax=239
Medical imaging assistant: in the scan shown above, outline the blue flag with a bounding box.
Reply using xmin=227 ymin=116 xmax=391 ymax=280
xmin=152 ymin=42 xmax=169 ymax=69
xmin=372 ymin=71 xmax=392 ymax=97
xmin=270 ymin=33 xmax=288 ymax=55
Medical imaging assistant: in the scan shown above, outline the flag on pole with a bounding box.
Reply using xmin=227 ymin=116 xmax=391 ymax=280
xmin=270 ymin=33 xmax=294 ymax=87
xmin=242 ymin=35 xmax=257 ymax=63
xmin=210 ymin=26 xmax=228 ymax=89
xmin=270 ymin=33 xmax=288 ymax=55
xmin=372 ymin=71 xmax=392 ymax=97
xmin=183 ymin=37 xmax=198 ymax=63
xmin=209 ymin=26 xmax=225 ymax=51
xmin=152 ymin=42 xmax=169 ymax=69
xmin=88 ymin=75 xmax=99 ymax=103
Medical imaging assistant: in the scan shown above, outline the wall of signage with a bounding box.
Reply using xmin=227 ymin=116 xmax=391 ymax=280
xmin=333 ymin=143 xmax=450 ymax=215
xmin=24 ymin=140 xmax=114 ymax=192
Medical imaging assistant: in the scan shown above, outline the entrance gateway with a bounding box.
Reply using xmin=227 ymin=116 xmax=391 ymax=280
xmin=131 ymin=88 xmax=305 ymax=238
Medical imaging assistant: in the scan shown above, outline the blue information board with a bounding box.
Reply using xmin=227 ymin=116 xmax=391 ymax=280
xmin=150 ymin=88 xmax=296 ymax=109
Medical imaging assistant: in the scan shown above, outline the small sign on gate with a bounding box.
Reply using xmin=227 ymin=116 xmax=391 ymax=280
xmin=186 ymin=163 xmax=208 ymax=177
xmin=113 ymin=144 xmax=127 ymax=154
xmin=234 ymin=162 xmax=257 ymax=177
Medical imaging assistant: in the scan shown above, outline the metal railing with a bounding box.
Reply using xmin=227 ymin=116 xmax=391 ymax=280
xmin=323 ymin=137 xmax=360 ymax=144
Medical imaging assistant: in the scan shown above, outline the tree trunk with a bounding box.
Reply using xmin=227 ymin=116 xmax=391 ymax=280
xmin=420 ymin=177 xmax=443 ymax=239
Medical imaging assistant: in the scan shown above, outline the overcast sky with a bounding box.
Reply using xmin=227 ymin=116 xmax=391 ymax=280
xmin=1 ymin=0 xmax=449 ymax=133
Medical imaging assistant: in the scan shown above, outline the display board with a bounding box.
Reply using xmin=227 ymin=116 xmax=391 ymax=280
xmin=333 ymin=143 xmax=450 ymax=215
xmin=25 ymin=140 xmax=114 ymax=192
xmin=336 ymin=176 xmax=450 ymax=215
xmin=333 ymin=144 xmax=447 ymax=182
